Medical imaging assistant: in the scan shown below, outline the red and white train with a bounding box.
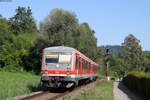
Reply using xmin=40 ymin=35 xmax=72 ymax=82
xmin=41 ymin=46 xmax=99 ymax=88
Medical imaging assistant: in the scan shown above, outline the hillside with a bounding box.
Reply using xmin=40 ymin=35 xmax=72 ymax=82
xmin=100 ymin=45 xmax=123 ymax=56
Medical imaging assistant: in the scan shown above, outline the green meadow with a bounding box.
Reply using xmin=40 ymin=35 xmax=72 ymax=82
xmin=0 ymin=71 xmax=41 ymax=100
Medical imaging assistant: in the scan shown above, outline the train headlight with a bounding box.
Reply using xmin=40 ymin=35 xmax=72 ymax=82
xmin=66 ymin=71 xmax=70 ymax=75
xmin=56 ymin=64 xmax=59 ymax=67
xmin=41 ymin=71 xmax=48 ymax=76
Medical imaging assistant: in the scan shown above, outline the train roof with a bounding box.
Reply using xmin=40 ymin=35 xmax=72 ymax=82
xmin=44 ymin=46 xmax=74 ymax=51
xmin=44 ymin=46 xmax=98 ymax=66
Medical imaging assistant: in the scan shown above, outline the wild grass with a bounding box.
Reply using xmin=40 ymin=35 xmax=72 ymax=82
xmin=71 ymin=80 xmax=114 ymax=100
xmin=0 ymin=71 xmax=41 ymax=100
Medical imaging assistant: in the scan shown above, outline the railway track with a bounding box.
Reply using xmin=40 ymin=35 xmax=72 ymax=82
xmin=18 ymin=80 xmax=98 ymax=100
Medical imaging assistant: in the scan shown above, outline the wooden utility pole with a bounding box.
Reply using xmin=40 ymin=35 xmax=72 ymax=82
xmin=105 ymin=48 xmax=110 ymax=80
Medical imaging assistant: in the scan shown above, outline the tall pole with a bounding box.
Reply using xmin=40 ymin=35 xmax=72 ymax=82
xmin=105 ymin=48 xmax=110 ymax=80
xmin=106 ymin=59 xmax=109 ymax=77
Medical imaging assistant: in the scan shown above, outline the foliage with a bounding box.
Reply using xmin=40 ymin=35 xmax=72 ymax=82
xmin=28 ymin=8 xmax=100 ymax=72
xmin=39 ymin=8 xmax=78 ymax=46
xmin=0 ymin=17 xmax=12 ymax=46
xmin=0 ymin=7 xmax=39 ymax=71
xmin=9 ymin=6 xmax=38 ymax=34
xmin=0 ymin=33 xmax=38 ymax=71
xmin=0 ymin=7 xmax=100 ymax=72
xmin=123 ymin=72 xmax=150 ymax=100
xmin=143 ymin=51 xmax=150 ymax=60
xmin=0 ymin=71 xmax=41 ymax=100
xmin=109 ymin=56 xmax=125 ymax=77
xmin=122 ymin=34 xmax=144 ymax=72
xmin=143 ymin=51 xmax=150 ymax=72
xmin=78 ymin=23 xmax=98 ymax=59
xmin=38 ymin=8 xmax=98 ymax=59
xmin=0 ymin=16 xmax=13 ymax=68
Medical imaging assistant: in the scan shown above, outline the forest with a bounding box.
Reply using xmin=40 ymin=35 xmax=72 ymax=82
xmin=0 ymin=7 xmax=100 ymax=72
xmin=1 ymin=6 xmax=150 ymax=100
xmin=0 ymin=6 xmax=150 ymax=76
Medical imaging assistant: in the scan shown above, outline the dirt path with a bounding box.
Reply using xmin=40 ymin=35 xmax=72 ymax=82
xmin=113 ymin=81 xmax=140 ymax=100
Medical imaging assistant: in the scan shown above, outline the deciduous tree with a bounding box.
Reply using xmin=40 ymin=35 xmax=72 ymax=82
xmin=10 ymin=6 xmax=37 ymax=34
xmin=122 ymin=34 xmax=144 ymax=72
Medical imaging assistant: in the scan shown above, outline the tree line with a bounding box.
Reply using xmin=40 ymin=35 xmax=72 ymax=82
xmin=0 ymin=6 xmax=149 ymax=75
xmin=101 ymin=34 xmax=150 ymax=77
xmin=0 ymin=7 xmax=100 ymax=72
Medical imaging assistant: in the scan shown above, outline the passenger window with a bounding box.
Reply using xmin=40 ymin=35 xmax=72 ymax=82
xmin=83 ymin=60 xmax=88 ymax=69
xmin=93 ymin=65 xmax=97 ymax=71
xmin=85 ymin=61 xmax=88 ymax=69
xmin=87 ymin=62 xmax=89 ymax=69
xmin=76 ymin=56 xmax=79 ymax=69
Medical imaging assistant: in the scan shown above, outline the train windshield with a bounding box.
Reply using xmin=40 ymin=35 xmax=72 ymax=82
xmin=45 ymin=52 xmax=72 ymax=64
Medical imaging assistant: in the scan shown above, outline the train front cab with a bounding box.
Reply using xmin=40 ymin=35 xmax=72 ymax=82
xmin=41 ymin=49 xmax=78 ymax=88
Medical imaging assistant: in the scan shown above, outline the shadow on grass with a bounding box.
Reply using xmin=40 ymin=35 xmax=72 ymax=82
xmin=27 ymin=83 xmax=48 ymax=92
xmin=117 ymin=82 xmax=141 ymax=100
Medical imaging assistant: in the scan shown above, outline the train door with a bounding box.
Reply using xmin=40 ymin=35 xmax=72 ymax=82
xmin=86 ymin=61 xmax=90 ymax=74
xmin=78 ymin=57 xmax=82 ymax=74
xmin=89 ymin=64 xmax=92 ymax=74
xmin=91 ymin=64 xmax=93 ymax=74
xmin=75 ymin=55 xmax=79 ymax=75
xmin=83 ymin=60 xmax=86 ymax=74
xmin=86 ymin=61 xmax=89 ymax=74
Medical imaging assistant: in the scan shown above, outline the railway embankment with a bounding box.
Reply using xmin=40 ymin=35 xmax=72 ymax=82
xmin=63 ymin=80 xmax=114 ymax=100
xmin=11 ymin=80 xmax=114 ymax=100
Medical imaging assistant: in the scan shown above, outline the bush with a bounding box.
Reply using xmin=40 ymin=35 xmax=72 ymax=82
xmin=123 ymin=72 xmax=150 ymax=99
xmin=145 ymin=66 xmax=150 ymax=72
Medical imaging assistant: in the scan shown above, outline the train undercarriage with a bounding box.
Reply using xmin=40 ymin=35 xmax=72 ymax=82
xmin=41 ymin=76 xmax=78 ymax=88
xmin=41 ymin=75 xmax=97 ymax=88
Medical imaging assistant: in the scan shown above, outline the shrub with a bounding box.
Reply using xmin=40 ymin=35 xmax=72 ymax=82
xmin=145 ymin=66 xmax=150 ymax=72
xmin=123 ymin=72 xmax=150 ymax=99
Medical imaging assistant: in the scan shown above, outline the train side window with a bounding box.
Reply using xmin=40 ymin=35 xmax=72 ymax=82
xmin=79 ymin=57 xmax=82 ymax=69
xmin=82 ymin=59 xmax=85 ymax=69
xmin=96 ymin=65 xmax=99 ymax=72
xmin=85 ymin=61 xmax=88 ymax=69
xmin=76 ymin=56 xmax=79 ymax=69
xmin=87 ymin=62 xmax=89 ymax=69
xmin=92 ymin=65 xmax=94 ymax=71
xmin=89 ymin=63 xmax=91 ymax=69
xmin=83 ymin=60 xmax=88 ymax=69
xmin=83 ymin=61 xmax=85 ymax=69
xmin=93 ymin=65 xmax=97 ymax=71
xmin=92 ymin=64 xmax=95 ymax=71
xmin=82 ymin=59 xmax=84 ymax=69
xmin=91 ymin=64 xmax=93 ymax=70
xmin=85 ymin=61 xmax=87 ymax=69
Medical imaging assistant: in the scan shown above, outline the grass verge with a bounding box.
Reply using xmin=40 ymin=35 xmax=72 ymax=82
xmin=0 ymin=71 xmax=41 ymax=100
xmin=69 ymin=80 xmax=114 ymax=100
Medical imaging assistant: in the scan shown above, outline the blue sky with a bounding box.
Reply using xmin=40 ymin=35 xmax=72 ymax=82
xmin=0 ymin=0 xmax=150 ymax=50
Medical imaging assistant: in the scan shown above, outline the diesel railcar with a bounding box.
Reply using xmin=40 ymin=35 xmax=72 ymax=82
xmin=41 ymin=46 xmax=99 ymax=88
